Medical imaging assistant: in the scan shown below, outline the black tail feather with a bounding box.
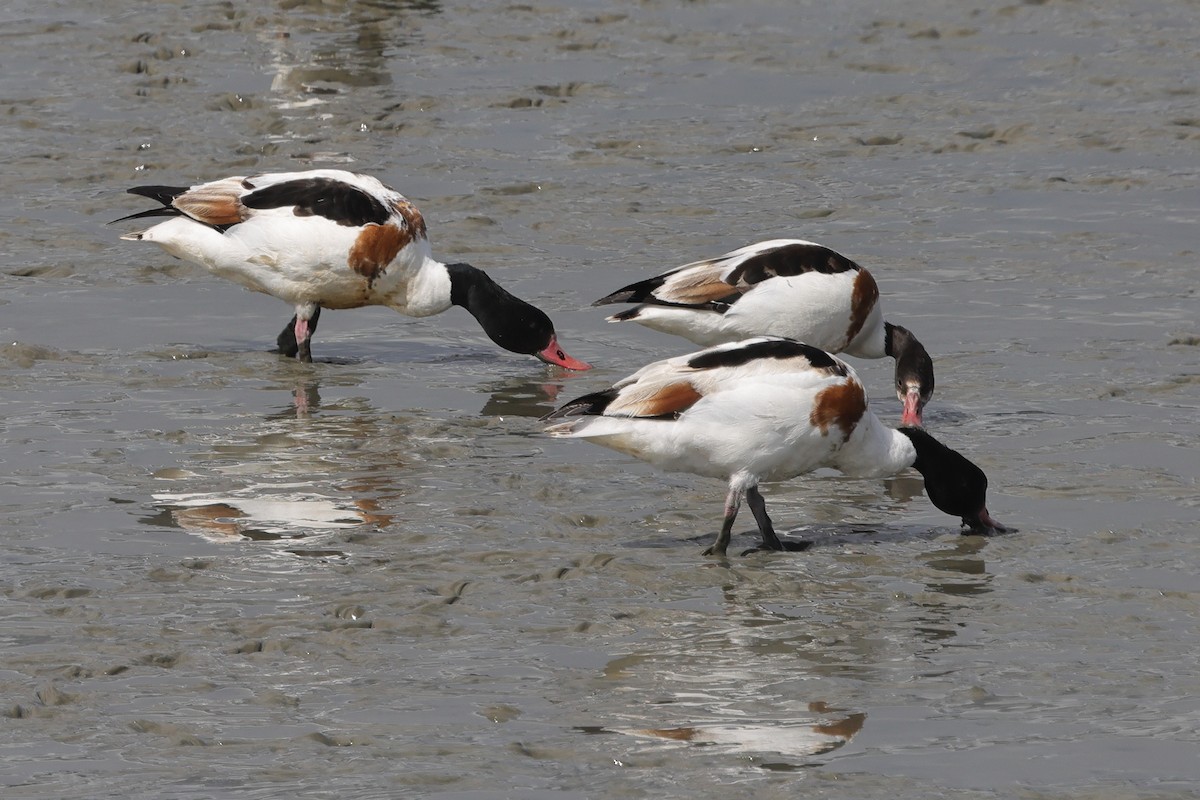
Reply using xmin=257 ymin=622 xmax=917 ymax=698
xmin=541 ymin=387 xmax=619 ymax=421
xmin=608 ymin=307 xmax=643 ymax=321
xmin=592 ymin=276 xmax=666 ymax=306
xmin=111 ymin=185 xmax=191 ymax=225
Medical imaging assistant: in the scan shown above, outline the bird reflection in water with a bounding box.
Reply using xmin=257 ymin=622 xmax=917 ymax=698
xmin=260 ymin=0 xmax=441 ymax=128
xmin=143 ymin=376 xmax=398 ymax=552
xmin=148 ymin=489 xmax=392 ymax=551
xmin=578 ymin=701 xmax=865 ymax=761
xmin=478 ymin=378 xmax=565 ymax=418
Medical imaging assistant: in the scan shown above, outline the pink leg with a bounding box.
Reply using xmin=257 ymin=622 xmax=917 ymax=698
xmin=702 ymin=487 xmax=743 ymax=557
xmin=294 ymin=316 xmax=313 ymax=363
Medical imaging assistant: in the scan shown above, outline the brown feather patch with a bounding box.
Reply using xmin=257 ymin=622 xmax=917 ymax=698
xmin=348 ymin=223 xmax=410 ymax=283
xmin=610 ymin=381 xmax=703 ymax=418
xmin=809 ymin=380 xmax=867 ymax=438
xmin=845 ymin=268 xmax=879 ymax=344
xmin=390 ymin=198 xmax=427 ymax=239
xmin=174 ymin=185 xmax=246 ymax=227
xmin=658 ymin=267 xmax=743 ymax=305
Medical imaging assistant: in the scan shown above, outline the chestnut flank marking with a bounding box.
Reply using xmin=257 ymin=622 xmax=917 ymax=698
xmin=348 ymin=223 xmax=410 ymax=282
xmin=391 ymin=198 xmax=428 ymax=239
xmin=846 ymin=268 xmax=879 ymax=345
xmin=809 ymin=380 xmax=866 ymax=438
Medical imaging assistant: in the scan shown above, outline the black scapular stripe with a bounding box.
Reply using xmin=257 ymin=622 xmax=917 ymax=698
xmin=725 ymin=242 xmax=860 ymax=285
xmin=687 ymin=338 xmax=847 ymax=375
xmin=242 ymin=177 xmax=390 ymax=227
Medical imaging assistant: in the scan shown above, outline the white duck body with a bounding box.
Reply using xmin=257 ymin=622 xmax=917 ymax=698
xmin=548 ymin=338 xmax=901 ymax=483
xmin=545 ymin=337 xmax=1003 ymax=556
xmin=117 ymin=169 xmax=589 ymax=368
xmin=124 ymin=170 xmax=447 ymax=315
xmin=597 ymin=239 xmax=887 ymax=355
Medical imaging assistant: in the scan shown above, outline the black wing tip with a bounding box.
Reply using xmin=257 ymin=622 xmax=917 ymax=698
xmin=126 ymin=185 xmax=189 ymax=206
xmin=593 ymin=289 xmax=646 ymax=307
xmin=541 ymin=388 xmax=619 ymax=421
xmin=592 ymin=291 xmax=630 ymax=307
xmin=109 ymin=206 xmax=182 ymax=226
xmin=593 ymin=273 xmax=669 ymax=306
xmin=112 ymin=185 xmax=190 ymax=224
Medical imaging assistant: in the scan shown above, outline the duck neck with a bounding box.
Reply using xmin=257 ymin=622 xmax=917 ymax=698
xmin=835 ymin=413 xmax=920 ymax=477
xmin=896 ymin=425 xmax=993 ymax=529
xmin=445 ymin=262 xmax=553 ymax=356
xmin=883 ymin=322 xmax=932 ymax=377
xmin=884 ymin=322 xmax=934 ymax=425
xmin=897 ymin=424 xmax=984 ymax=500
xmin=895 ymin=425 xmax=945 ymax=476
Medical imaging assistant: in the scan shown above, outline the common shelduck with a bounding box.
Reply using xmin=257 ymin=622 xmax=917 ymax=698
xmin=593 ymin=239 xmax=932 ymax=426
xmin=115 ymin=169 xmax=591 ymax=369
xmin=543 ymin=337 xmax=1005 ymax=556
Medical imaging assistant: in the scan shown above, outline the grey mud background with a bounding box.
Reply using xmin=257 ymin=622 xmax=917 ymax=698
xmin=1 ymin=0 xmax=1197 ymax=797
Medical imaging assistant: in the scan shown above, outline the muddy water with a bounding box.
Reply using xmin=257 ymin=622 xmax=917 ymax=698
xmin=2 ymin=0 xmax=1198 ymax=797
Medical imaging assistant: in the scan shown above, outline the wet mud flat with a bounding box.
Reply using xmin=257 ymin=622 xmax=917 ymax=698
xmin=2 ymin=0 xmax=1199 ymax=797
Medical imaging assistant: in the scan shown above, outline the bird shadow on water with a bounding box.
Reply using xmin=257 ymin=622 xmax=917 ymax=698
xmin=668 ymin=523 xmax=1003 ymax=562
xmin=622 ymin=475 xmax=1013 ymax=564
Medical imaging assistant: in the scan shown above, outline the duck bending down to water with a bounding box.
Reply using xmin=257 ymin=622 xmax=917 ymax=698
xmin=594 ymin=239 xmax=932 ymax=426
xmin=543 ymin=337 xmax=1005 ymax=556
xmin=115 ymin=169 xmax=590 ymax=369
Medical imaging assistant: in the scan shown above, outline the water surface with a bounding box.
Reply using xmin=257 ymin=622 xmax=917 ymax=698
xmin=1 ymin=0 xmax=1198 ymax=797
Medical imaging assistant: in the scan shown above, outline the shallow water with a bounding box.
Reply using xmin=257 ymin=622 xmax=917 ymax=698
xmin=2 ymin=0 xmax=1198 ymax=797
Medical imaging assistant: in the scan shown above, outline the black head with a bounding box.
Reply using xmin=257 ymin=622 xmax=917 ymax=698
xmin=885 ymin=323 xmax=934 ymax=427
xmin=898 ymin=426 xmax=1007 ymax=534
xmin=445 ymin=263 xmax=590 ymax=370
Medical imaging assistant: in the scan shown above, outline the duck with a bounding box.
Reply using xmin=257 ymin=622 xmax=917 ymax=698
xmin=114 ymin=169 xmax=591 ymax=369
xmin=543 ymin=337 xmax=1005 ymax=556
xmin=593 ymin=238 xmax=931 ymax=426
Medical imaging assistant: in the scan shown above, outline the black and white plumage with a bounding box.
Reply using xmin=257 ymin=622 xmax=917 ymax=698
xmin=594 ymin=239 xmax=933 ymax=426
xmin=544 ymin=337 xmax=1005 ymax=556
xmin=115 ymin=169 xmax=590 ymax=369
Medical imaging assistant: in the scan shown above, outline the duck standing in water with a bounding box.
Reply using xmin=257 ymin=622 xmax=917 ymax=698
xmin=116 ymin=169 xmax=590 ymax=369
xmin=594 ymin=239 xmax=931 ymax=425
xmin=544 ymin=337 xmax=1005 ymax=556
